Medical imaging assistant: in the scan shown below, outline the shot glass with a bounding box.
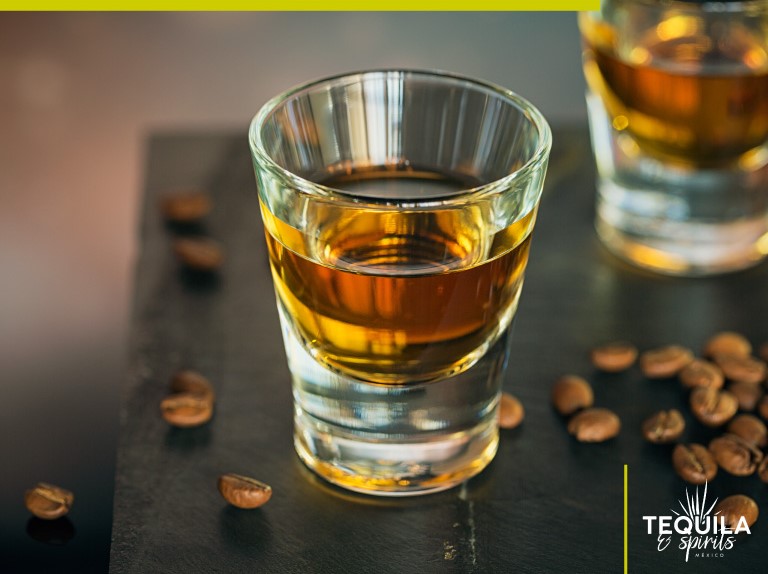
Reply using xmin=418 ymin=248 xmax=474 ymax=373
xmin=580 ymin=1 xmax=768 ymax=276
xmin=249 ymin=70 xmax=551 ymax=496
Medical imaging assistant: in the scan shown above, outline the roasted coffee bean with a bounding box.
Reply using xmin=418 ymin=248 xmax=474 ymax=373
xmin=218 ymin=473 xmax=272 ymax=509
xmin=160 ymin=393 xmax=213 ymax=427
xmin=714 ymin=354 xmax=767 ymax=385
xmin=567 ymin=408 xmax=621 ymax=442
xmin=709 ymin=434 xmax=763 ymax=476
xmin=672 ymin=444 xmax=717 ymax=484
xmin=758 ymin=458 xmax=768 ymax=483
xmin=640 ymin=345 xmax=694 ymax=378
xmin=590 ymin=342 xmax=637 ymax=372
xmin=173 ymin=238 xmax=224 ymax=271
xmin=704 ymin=331 xmax=752 ymax=359
xmin=679 ymin=359 xmax=724 ymax=390
xmin=551 ymin=375 xmax=594 ymax=416
xmin=758 ymin=396 xmax=768 ymax=421
xmin=728 ymin=381 xmax=763 ymax=412
xmin=170 ymin=370 xmax=215 ymax=401
xmin=714 ymin=495 xmax=758 ymax=529
xmin=641 ymin=409 xmax=685 ymax=444
xmin=689 ymin=387 xmax=738 ymax=427
xmin=498 ymin=392 xmax=524 ymax=429
xmin=24 ymin=483 xmax=74 ymax=520
xmin=161 ymin=190 xmax=211 ymax=223
xmin=727 ymin=414 xmax=768 ymax=448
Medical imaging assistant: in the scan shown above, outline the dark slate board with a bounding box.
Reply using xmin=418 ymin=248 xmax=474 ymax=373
xmin=111 ymin=128 xmax=768 ymax=574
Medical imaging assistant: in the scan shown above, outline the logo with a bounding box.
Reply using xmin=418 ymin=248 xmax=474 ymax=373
xmin=642 ymin=483 xmax=751 ymax=562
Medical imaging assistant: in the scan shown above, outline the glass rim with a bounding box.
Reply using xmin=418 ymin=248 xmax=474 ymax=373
xmin=603 ymin=0 xmax=768 ymax=13
xmin=248 ymin=68 xmax=552 ymax=208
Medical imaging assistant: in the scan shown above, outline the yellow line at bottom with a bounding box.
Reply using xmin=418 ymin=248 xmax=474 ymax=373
xmin=624 ymin=464 xmax=628 ymax=574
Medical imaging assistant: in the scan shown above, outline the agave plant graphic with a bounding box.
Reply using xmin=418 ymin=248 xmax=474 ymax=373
xmin=671 ymin=482 xmax=719 ymax=525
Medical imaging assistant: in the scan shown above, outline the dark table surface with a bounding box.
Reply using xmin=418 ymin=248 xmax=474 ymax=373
xmin=110 ymin=127 xmax=768 ymax=574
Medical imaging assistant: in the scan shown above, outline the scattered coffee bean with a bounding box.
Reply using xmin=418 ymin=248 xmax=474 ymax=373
xmin=758 ymin=458 xmax=768 ymax=483
xmin=714 ymin=495 xmax=758 ymax=529
xmin=728 ymin=381 xmax=763 ymax=412
xmin=704 ymin=331 xmax=752 ymax=359
xmin=672 ymin=444 xmax=717 ymax=484
xmin=641 ymin=409 xmax=685 ymax=444
xmin=590 ymin=342 xmax=637 ymax=372
xmin=679 ymin=359 xmax=724 ymax=390
xmin=498 ymin=392 xmax=524 ymax=429
xmin=714 ymin=354 xmax=767 ymax=385
xmin=173 ymin=237 xmax=224 ymax=271
xmin=160 ymin=393 xmax=213 ymax=427
xmin=758 ymin=396 xmax=768 ymax=421
xmin=218 ymin=473 xmax=272 ymax=509
xmin=727 ymin=414 xmax=768 ymax=448
xmin=24 ymin=483 xmax=74 ymax=520
xmin=567 ymin=408 xmax=621 ymax=442
xmin=689 ymin=387 xmax=738 ymax=427
xmin=551 ymin=375 xmax=594 ymax=416
xmin=709 ymin=434 xmax=763 ymax=476
xmin=161 ymin=190 xmax=211 ymax=223
xmin=640 ymin=345 xmax=694 ymax=378
xmin=170 ymin=370 xmax=215 ymax=401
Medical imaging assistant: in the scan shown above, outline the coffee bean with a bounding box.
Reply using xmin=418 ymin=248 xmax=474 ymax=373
xmin=760 ymin=342 xmax=768 ymax=364
xmin=679 ymin=359 xmax=724 ymax=390
xmin=758 ymin=458 xmax=768 ymax=483
xmin=689 ymin=387 xmax=738 ymax=427
xmin=727 ymin=414 xmax=768 ymax=448
xmin=173 ymin=238 xmax=224 ymax=271
xmin=170 ymin=370 xmax=215 ymax=401
xmin=714 ymin=354 xmax=767 ymax=385
xmin=24 ymin=483 xmax=74 ymax=520
xmin=758 ymin=396 xmax=768 ymax=421
xmin=641 ymin=409 xmax=685 ymax=444
xmin=590 ymin=342 xmax=637 ymax=372
xmin=709 ymin=434 xmax=763 ymax=476
xmin=672 ymin=444 xmax=717 ymax=484
xmin=567 ymin=408 xmax=620 ymax=442
xmin=498 ymin=392 xmax=524 ymax=429
xmin=640 ymin=345 xmax=694 ymax=378
xmin=728 ymin=380 xmax=763 ymax=412
xmin=160 ymin=393 xmax=213 ymax=427
xmin=218 ymin=473 xmax=272 ymax=509
xmin=714 ymin=495 xmax=758 ymax=529
xmin=161 ymin=190 xmax=211 ymax=223
xmin=551 ymin=375 xmax=594 ymax=416
xmin=704 ymin=331 xmax=752 ymax=359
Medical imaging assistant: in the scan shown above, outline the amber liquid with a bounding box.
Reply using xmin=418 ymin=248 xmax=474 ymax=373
xmin=582 ymin=19 xmax=768 ymax=166
xmin=262 ymin=172 xmax=534 ymax=384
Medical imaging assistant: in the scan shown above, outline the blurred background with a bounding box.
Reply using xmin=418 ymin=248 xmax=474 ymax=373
xmin=0 ymin=12 xmax=585 ymax=572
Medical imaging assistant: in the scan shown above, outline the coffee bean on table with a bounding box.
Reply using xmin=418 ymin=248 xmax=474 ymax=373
xmin=679 ymin=359 xmax=724 ymax=390
xmin=173 ymin=237 xmax=224 ymax=271
xmin=714 ymin=495 xmax=759 ymax=529
xmin=24 ymin=483 xmax=74 ymax=520
xmin=758 ymin=396 xmax=768 ymax=421
xmin=728 ymin=381 xmax=763 ymax=412
xmin=672 ymin=444 xmax=717 ymax=484
xmin=709 ymin=434 xmax=763 ymax=476
xmin=170 ymin=370 xmax=215 ymax=401
xmin=590 ymin=342 xmax=637 ymax=372
xmin=567 ymin=408 xmax=621 ymax=442
xmin=689 ymin=387 xmax=738 ymax=427
xmin=641 ymin=409 xmax=685 ymax=444
xmin=551 ymin=375 xmax=594 ymax=416
xmin=218 ymin=473 xmax=272 ymax=509
xmin=704 ymin=331 xmax=752 ymax=359
xmin=640 ymin=345 xmax=694 ymax=378
xmin=498 ymin=392 xmax=524 ymax=429
xmin=714 ymin=354 xmax=767 ymax=385
xmin=161 ymin=393 xmax=213 ymax=427
xmin=727 ymin=414 xmax=768 ymax=448
xmin=161 ymin=190 xmax=211 ymax=223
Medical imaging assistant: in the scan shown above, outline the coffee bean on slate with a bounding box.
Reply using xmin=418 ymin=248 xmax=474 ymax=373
xmin=640 ymin=345 xmax=694 ymax=378
xmin=498 ymin=392 xmax=524 ymax=429
xmin=24 ymin=483 xmax=74 ymax=520
xmin=641 ymin=409 xmax=685 ymax=444
xmin=672 ymin=444 xmax=717 ymax=484
xmin=551 ymin=375 xmax=594 ymax=416
xmin=709 ymin=434 xmax=763 ymax=476
xmin=160 ymin=393 xmax=213 ymax=427
xmin=714 ymin=495 xmax=758 ymax=529
xmin=689 ymin=387 xmax=738 ymax=427
xmin=758 ymin=458 xmax=768 ymax=483
xmin=679 ymin=359 xmax=724 ymax=390
xmin=218 ymin=474 xmax=272 ymax=509
xmin=567 ymin=408 xmax=621 ymax=442
xmin=170 ymin=370 xmax=215 ymax=401
xmin=728 ymin=381 xmax=763 ymax=412
xmin=173 ymin=237 xmax=224 ymax=271
xmin=727 ymin=414 xmax=768 ymax=448
xmin=161 ymin=190 xmax=211 ymax=223
xmin=714 ymin=354 xmax=767 ymax=385
xmin=704 ymin=331 xmax=752 ymax=359
xmin=758 ymin=396 xmax=768 ymax=422
xmin=590 ymin=342 xmax=638 ymax=372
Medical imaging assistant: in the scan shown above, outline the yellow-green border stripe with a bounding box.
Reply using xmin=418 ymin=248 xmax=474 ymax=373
xmin=2 ymin=1 xmax=599 ymax=10
xmin=624 ymin=464 xmax=628 ymax=574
